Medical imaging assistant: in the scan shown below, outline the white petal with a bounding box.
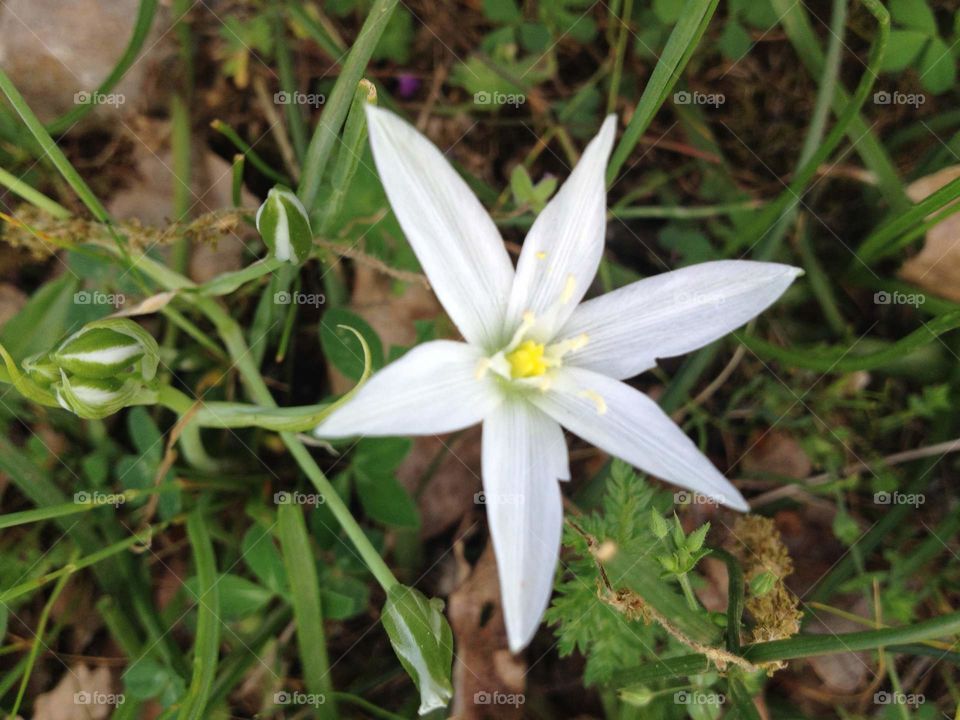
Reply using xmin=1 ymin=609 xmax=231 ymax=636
xmin=504 ymin=115 xmax=617 ymax=340
xmin=365 ymin=106 xmax=514 ymax=349
xmin=531 ymin=367 xmax=749 ymax=511
xmin=558 ymin=260 xmax=802 ymax=379
xmin=482 ymin=400 xmax=565 ymax=652
xmin=314 ymin=341 xmax=499 ymax=438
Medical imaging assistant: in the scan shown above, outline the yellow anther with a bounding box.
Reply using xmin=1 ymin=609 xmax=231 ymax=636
xmin=535 ymin=251 xmax=547 ymax=260
xmin=560 ymin=274 xmax=577 ymax=304
xmin=578 ymin=389 xmax=607 ymax=415
xmin=506 ymin=340 xmax=548 ymax=378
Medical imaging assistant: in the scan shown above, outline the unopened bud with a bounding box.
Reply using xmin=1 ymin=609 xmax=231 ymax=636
xmin=255 ymin=185 xmax=313 ymax=263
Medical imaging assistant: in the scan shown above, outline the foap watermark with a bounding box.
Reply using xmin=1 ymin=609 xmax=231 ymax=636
xmin=474 ymin=491 xmax=524 ymax=506
xmin=74 ymin=290 xmax=125 ymax=308
xmin=873 ymin=90 xmax=925 ymax=108
xmin=474 ymin=691 xmax=525 ymax=707
xmin=274 ymin=691 xmax=326 ymax=707
xmin=274 ymin=490 xmax=325 ymax=506
xmin=874 ymin=290 xmax=925 ymax=307
xmin=874 ymin=691 xmax=924 ymax=707
xmin=674 ymin=690 xmax=726 ymax=706
xmin=274 ymin=291 xmax=325 ymax=307
xmin=474 ymin=90 xmax=526 ymax=108
xmin=673 ymin=90 xmax=725 ymax=108
xmin=74 ymin=90 xmax=125 ymax=107
xmin=74 ymin=691 xmax=125 ymax=707
xmin=674 ymin=490 xmax=720 ymax=506
xmin=874 ymin=491 xmax=924 ymax=508
xmin=673 ymin=289 xmax=724 ymax=307
xmin=74 ymin=491 xmax=126 ymax=508
xmin=274 ymin=90 xmax=325 ymax=107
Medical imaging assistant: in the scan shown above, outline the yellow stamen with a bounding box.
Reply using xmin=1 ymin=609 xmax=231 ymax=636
xmin=535 ymin=251 xmax=547 ymax=260
xmin=475 ymin=358 xmax=491 ymax=380
xmin=506 ymin=340 xmax=548 ymax=378
xmin=560 ymin=274 xmax=577 ymax=304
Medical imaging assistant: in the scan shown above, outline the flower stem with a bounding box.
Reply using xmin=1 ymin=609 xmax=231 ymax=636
xmin=677 ymin=574 xmax=700 ymax=613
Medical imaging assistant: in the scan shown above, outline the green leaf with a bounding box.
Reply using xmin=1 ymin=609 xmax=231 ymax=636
xmin=880 ymin=29 xmax=929 ymax=72
xmin=686 ymin=522 xmax=710 ymax=553
xmin=320 ymin=307 xmax=383 ymax=381
xmin=241 ymin=525 xmax=288 ymax=594
xmin=372 ymin=6 xmax=413 ymax=63
xmin=352 ymin=437 xmax=412 ymax=475
xmin=918 ymin=35 xmax=956 ymax=94
xmin=889 ymin=0 xmax=937 ymax=34
xmin=128 ymin=407 xmax=163 ymax=462
xmin=355 ymin=470 xmax=420 ymax=529
xmin=483 ymin=0 xmax=521 ymax=24
xmin=124 ymin=657 xmax=186 ymax=707
xmin=381 ymin=584 xmax=454 ymax=715
xmin=278 ymin=503 xmax=334 ymax=710
xmin=184 ymin=573 xmax=273 ymax=621
xmin=718 ymin=20 xmax=752 ymax=60
xmin=0 ymin=603 xmax=7 ymax=641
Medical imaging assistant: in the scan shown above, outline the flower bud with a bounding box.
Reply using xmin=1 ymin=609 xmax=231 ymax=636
xmin=255 ymin=185 xmax=313 ymax=263
xmin=51 ymin=319 xmax=159 ymax=382
xmin=55 ymin=372 xmax=142 ymax=420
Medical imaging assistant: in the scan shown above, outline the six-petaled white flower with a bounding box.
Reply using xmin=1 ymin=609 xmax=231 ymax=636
xmin=315 ymin=107 xmax=802 ymax=652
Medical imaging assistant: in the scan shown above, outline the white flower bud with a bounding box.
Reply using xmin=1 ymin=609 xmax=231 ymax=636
xmin=255 ymin=185 xmax=313 ymax=264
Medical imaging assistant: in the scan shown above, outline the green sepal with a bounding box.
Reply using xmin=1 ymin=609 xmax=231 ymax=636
xmin=0 ymin=344 xmax=59 ymax=407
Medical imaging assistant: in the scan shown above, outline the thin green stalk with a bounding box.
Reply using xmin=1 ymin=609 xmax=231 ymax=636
xmin=297 ymin=0 xmax=399 ymax=209
xmin=609 ymin=610 xmax=960 ymax=685
xmin=606 ymin=0 xmax=719 ymax=183
xmin=273 ymin=2 xmax=308 ymax=162
xmin=210 ymin=120 xmax=291 ymax=185
xmin=8 ymin=560 xmax=72 ymax=718
xmin=769 ymin=0 xmax=906 ymax=210
xmin=606 ymin=0 xmax=633 ymax=115
xmin=710 ymin=548 xmax=744 ymax=653
xmin=0 ymin=526 xmax=157 ymax=604
xmin=737 ymin=310 xmax=960 ymax=372
xmin=44 ymin=0 xmax=159 ymax=134
xmin=0 ymin=167 xmax=71 ymax=218
xmin=610 ymin=201 xmax=760 ymax=220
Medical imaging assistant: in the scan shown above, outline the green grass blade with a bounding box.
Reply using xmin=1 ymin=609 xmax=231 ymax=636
xmin=736 ymin=310 xmax=960 ymax=372
xmin=179 ymin=510 xmax=221 ymax=720
xmin=297 ymin=0 xmax=399 ymax=209
xmin=43 ymin=0 xmax=159 ymax=134
xmin=277 ymin=503 xmax=336 ymax=718
xmin=606 ymin=0 xmax=720 ymax=184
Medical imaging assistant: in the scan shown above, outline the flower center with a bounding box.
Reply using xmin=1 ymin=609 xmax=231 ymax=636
xmin=506 ymin=340 xmax=547 ymax=378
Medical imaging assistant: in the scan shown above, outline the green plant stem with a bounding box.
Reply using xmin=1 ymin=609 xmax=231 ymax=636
xmin=297 ymin=0 xmax=399 ymax=209
xmin=0 ymin=167 xmax=71 ymax=218
xmin=677 ymin=574 xmax=700 ymax=612
xmin=210 ymin=120 xmax=291 ymax=185
xmin=8 ymin=561 xmax=72 ymax=718
xmin=736 ymin=310 xmax=960 ymax=372
xmin=44 ymin=0 xmax=159 ymax=134
xmin=606 ymin=0 xmax=633 ymax=115
xmin=609 ymin=609 xmax=960 ymax=685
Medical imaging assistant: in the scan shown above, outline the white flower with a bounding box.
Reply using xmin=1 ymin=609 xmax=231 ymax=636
xmin=315 ymin=107 xmax=802 ymax=652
